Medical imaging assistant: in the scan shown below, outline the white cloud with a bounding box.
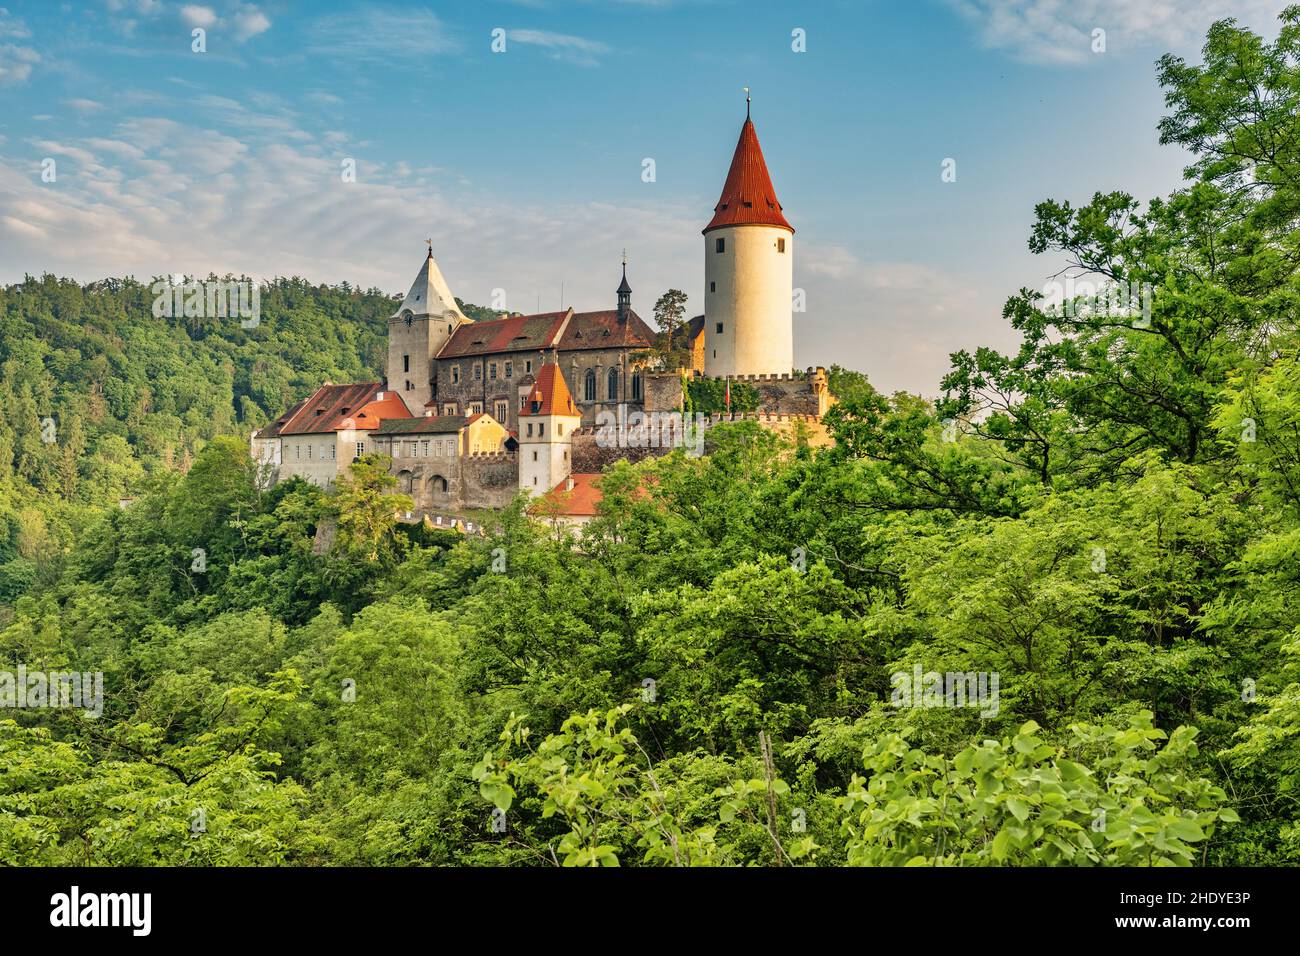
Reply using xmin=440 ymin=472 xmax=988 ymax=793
xmin=66 ymin=98 xmax=105 ymax=112
xmin=796 ymin=241 xmax=1014 ymax=395
xmin=0 ymin=42 xmax=37 ymax=85
xmin=179 ymin=4 xmax=218 ymax=29
xmin=172 ymin=2 xmax=269 ymax=42
xmin=0 ymin=6 xmax=31 ymax=39
xmin=232 ymin=5 xmax=271 ymax=40
xmin=948 ymin=0 xmax=1292 ymax=64
xmin=0 ymin=115 xmax=701 ymax=346
xmin=508 ymin=29 xmax=610 ymax=65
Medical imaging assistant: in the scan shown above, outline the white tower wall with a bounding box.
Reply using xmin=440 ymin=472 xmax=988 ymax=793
xmin=703 ymin=224 xmax=793 ymax=378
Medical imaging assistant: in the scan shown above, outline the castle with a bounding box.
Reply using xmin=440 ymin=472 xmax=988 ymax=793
xmin=251 ymin=105 xmax=832 ymax=523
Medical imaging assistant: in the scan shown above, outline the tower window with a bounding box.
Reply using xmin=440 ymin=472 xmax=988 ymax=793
xmin=532 ymin=451 xmax=538 ymax=462
xmin=526 ymin=360 xmax=533 ymax=374
xmin=777 ymin=238 xmax=786 ymax=253
xmin=451 ymin=366 xmax=460 ymax=384
xmin=710 ymin=282 xmax=716 ymax=293
xmin=716 ymin=322 xmax=724 ymax=334
xmin=715 ymin=238 xmax=725 ymax=253
xmin=403 ymin=354 xmax=410 ymax=373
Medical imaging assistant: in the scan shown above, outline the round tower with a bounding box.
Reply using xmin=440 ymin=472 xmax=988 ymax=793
xmin=703 ymin=101 xmax=794 ymax=378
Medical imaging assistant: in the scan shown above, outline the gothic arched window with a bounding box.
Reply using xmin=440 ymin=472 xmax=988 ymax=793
xmin=584 ymin=369 xmax=596 ymax=402
xmin=607 ymin=368 xmax=619 ymax=401
xmin=631 ymin=373 xmax=643 ymax=401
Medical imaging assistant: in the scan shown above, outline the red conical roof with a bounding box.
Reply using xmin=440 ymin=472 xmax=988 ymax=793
xmin=703 ymin=117 xmax=793 ymax=235
xmin=524 ymin=361 xmax=577 ymax=417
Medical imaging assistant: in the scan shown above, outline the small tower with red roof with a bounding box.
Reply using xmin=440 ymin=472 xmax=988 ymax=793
xmin=703 ymin=94 xmax=794 ymax=378
xmin=517 ymin=359 xmax=583 ymax=496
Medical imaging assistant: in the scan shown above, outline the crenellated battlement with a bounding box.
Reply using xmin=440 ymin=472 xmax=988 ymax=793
xmin=703 ymin=411 xmax=822 ymax=423
xmin=465 ymin=451 xmax=517 ymax=462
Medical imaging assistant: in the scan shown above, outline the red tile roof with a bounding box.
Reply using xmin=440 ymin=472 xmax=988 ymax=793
xmin=254 ymin=396 xmax=310 ymax=439
xmin=704 ymin=117 xmax=793 ymax=235
xmin=523 ymin=362 xmax=578 ymax=417
xmin=274 ymin=383 xmax=412 ymax=435
xmin=532 ymin=473 xmax=604 ymax=516
xmin=438 ymin=310 xmax=570 ymax=358
xmin=555 ymin=309 xmax=656 ymax=351
xmin=436 ymin=306 xmax=657 ymax=359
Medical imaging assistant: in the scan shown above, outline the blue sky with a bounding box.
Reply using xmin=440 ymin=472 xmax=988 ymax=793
xmin=0 ymin=0 xmax=1291 ymax=393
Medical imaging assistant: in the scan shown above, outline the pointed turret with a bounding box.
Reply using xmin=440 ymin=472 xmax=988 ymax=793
xmin=392 ymin=245 xmax=468 ymax=321
xmin=388 ymin=245 xmax=468 ymax=412
xmin=703 ymin=114 xmax=793 ymax=235
xmin=616 ymin=251 xmax=632 ymax=323
xmin=703 ymin=98 xmax=794 ymax=378
xmin=518 ymin=360 xmax=582 ymax=497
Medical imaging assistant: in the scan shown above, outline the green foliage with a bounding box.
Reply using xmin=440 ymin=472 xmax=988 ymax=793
xmin=838 ymin=713 xmax=1233 ymax=866
xmin=1 ymin=11 xmax=1298 ymax=867
xmin=686 ymin=377 xmax=759 ymax=414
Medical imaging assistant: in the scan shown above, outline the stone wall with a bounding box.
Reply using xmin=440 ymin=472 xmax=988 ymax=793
xmin=571 ymin=431 xmax=671 ymax=473
xmin=661 ymin=367 xmax=832 ymax=418
xmin=431 ymin=351 xmax=543 ymax=427
xmin=460 ymin=452 xmax=520 ymax=509
xmin=643 ymin=370 xmax=684 ymax=414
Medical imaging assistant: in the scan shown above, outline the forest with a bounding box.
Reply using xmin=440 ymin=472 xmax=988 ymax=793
xmin=0 ymin=12 xmax=1297 ymax=866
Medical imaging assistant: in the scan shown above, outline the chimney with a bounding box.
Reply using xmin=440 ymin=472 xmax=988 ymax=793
xmin=565 ymin=476 xmax=574 ymax=492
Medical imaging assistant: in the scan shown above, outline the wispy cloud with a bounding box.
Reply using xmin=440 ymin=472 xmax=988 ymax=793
xmin=309 ymin=7 xmax=458 ymax=60
xmin=947 ymin=0 xmax=1291 ymax=65
xmin=0 ymin=7 xmax=36 ymax=85
xmin=508 ymin=28 xmax=610 ymax=66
